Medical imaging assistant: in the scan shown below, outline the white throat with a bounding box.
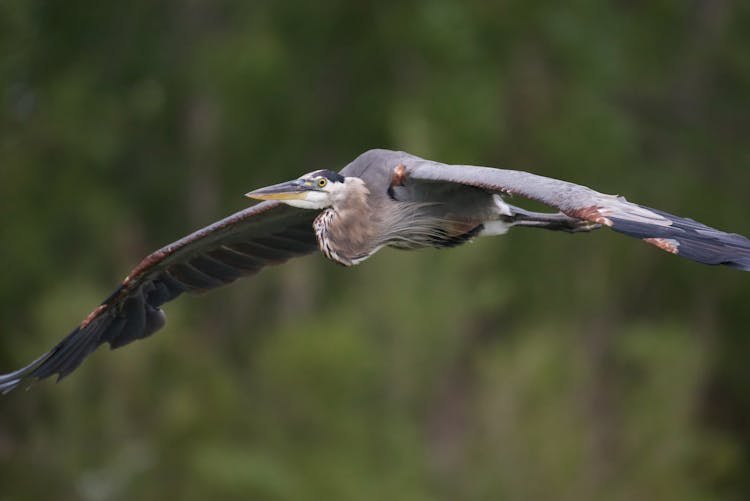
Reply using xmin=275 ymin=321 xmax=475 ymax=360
xmin=284 ymin=191 xmax=330 ymax=209
xmin=332 ymin=177 xmax=368 ymax=205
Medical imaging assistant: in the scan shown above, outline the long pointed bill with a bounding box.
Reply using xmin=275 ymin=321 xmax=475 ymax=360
xmin=245 ymin=180 xmax=312 ymax=201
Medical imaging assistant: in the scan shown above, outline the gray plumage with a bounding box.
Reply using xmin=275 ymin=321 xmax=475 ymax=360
xmin=2 ymin=148 xmax=749 ymax=393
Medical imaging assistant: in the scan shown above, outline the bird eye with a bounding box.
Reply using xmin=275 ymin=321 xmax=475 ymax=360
xmin=317 ymin=178 xmax=328 ymax=188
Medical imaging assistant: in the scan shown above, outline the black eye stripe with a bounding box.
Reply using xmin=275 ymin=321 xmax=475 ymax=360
xmin=310 ymin=169 xmax=344 ymax=183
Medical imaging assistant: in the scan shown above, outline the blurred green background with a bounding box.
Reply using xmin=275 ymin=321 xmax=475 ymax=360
xmin=2 ymin=1 xmax=750 ymax=499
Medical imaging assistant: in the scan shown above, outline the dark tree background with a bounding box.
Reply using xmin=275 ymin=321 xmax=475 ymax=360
xmin=2 ymin=1 xmax=750 ymax=499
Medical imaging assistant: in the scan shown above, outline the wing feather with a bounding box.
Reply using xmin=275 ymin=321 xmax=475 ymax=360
xmin=395 ymin=151 xmax=750 ymax=271
xmin=0 ymin=201 xmax=319 ymax=393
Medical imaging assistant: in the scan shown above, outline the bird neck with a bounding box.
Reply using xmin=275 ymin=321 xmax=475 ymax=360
xmin=314 ymin=177 xmax=381 ymax=266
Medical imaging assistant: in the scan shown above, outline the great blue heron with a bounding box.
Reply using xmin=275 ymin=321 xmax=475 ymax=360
xmin=2 ymin=149 xmax=749 ymax=393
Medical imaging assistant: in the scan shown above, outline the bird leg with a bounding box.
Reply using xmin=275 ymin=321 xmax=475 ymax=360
xmin=507 ymin=205 xmax=601 ymax=233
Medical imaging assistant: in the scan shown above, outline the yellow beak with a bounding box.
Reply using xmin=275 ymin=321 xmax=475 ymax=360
xmin=245 ymin=180 xmax=311 ymax=201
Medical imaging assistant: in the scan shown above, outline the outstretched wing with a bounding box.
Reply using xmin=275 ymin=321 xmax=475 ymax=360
xmin=0 ymin=201 xmax=320 ymax=393
xmin=402 ymin=155 xmax=750 ymax=271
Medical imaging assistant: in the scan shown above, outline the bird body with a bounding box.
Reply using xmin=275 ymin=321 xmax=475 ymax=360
xmin=2 ymin=148 xmax=749 ymax=393
xmin=306 ymin=156 xmax=518 ymax=266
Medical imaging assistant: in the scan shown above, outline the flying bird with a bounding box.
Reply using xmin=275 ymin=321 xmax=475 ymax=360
xmin=2 ymin=149 xmax=749 ymax=393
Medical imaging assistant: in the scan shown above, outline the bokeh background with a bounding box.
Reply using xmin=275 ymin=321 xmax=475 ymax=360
xmin=2 ymin=1 xmax=750 ymax=499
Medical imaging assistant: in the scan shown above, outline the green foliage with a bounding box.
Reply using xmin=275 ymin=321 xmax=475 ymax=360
xmin=2 ymin=1 xmax=750 ymax=499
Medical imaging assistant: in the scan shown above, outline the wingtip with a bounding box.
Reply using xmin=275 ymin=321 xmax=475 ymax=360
xmin=613 ymin=206 xmax=750 ymax=272
xmin=0 ymin=379 xmax=21 ymax=394
xmin=0 ymin=351 xmax=52 ymax=394
xmin=724 ymin=258 xmax=750 ymax=272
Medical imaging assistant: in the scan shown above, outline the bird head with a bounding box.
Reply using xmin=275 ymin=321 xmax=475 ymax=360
xmin=245 ymin=170 xmax=346 ymax=209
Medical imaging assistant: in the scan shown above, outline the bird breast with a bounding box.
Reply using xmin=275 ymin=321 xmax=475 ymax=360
xmin=314 ymin=207 xmax=381 ymax=266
